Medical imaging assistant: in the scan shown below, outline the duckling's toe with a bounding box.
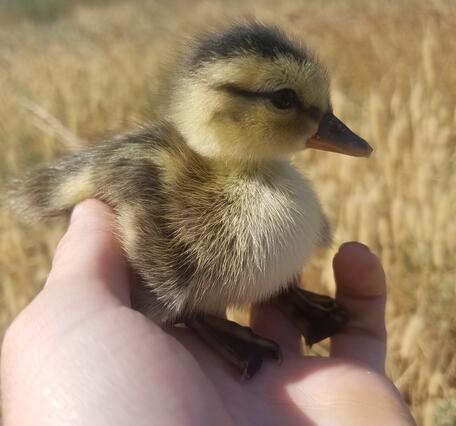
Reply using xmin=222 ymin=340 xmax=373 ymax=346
xmin=186 ymin=315 xmax=281 ymax=380
xmin=274 ymin=287 xmax=349 ymax=346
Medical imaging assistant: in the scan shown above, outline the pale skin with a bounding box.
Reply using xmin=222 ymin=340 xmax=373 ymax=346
xmin=1 ymin=200 xmax=416 ymax=425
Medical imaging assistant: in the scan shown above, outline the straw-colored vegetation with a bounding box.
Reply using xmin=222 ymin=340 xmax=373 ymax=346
xmin=0 ymin=0 xmax=455 ymax=424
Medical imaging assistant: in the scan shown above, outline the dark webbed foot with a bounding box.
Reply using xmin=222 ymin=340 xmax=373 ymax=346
xmin=186 ymin=315 xmax=281 ymax=380
xmin=274 ymin=287 xmax=348 ymax=346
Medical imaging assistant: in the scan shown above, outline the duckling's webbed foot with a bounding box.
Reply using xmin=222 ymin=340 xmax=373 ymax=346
xmin=274 ymin=287 xmax=348 ymax=346
xmin=186 ymin=315 xmax=281 ymax=380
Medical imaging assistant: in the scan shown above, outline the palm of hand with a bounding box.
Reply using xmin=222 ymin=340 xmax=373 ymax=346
xmin=2 ymin=201 xmax=414 ymax=426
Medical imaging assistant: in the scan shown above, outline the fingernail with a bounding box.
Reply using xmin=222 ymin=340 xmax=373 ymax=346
xmin=339 ymin=241 xmax=371 ymax=253
xmin=357 ymin=242 xmax=371 ymax=252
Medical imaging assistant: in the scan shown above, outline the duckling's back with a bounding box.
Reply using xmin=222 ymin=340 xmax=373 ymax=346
xmin=8 ymin=122 xmax=176 ymax=220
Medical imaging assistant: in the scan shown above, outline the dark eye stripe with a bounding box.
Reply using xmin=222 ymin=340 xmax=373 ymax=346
xmin=302 ymin=105 xmax=323 ymax=121
xmin=216 ymin=84 xmax=262 ymax=99
xmin=217 ymin=83 xmax=323 ymax=120
xmin=216 ymin=83 xmax=283 ymax=101
xmin=217 ymin=84 xmax=301 ymax=106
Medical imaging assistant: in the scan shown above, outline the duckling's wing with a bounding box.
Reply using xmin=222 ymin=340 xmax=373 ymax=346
xmin=7 ymin=121 xmax=178 ymax=220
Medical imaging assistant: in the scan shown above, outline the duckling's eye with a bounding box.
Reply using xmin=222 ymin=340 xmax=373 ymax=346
xmin=270 ymin=88 xmax=299 ymax=110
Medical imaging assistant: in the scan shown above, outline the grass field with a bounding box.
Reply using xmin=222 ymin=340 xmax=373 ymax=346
xmin=0 ymin=0 xmax=455 ymax=424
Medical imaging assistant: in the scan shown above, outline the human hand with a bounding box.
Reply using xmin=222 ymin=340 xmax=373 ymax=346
xmin=1 ymin=200 xmax=416 ymax=425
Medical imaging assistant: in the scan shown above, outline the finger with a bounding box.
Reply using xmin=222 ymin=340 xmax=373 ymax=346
xmin=330 ymin=242 xmax=387 ymax=373
xmin=45 ymin=199 xmax=131 ymax=306
xmin=250 ymin=304 xmax=303 ymax=353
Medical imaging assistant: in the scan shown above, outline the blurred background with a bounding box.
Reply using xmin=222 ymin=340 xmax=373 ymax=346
xmin=0 ymin=0 xmax=455 ymax=424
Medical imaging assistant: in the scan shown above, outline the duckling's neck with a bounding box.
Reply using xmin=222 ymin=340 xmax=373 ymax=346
xmin=178 ymin=125 xmax=291 ymax=173
xmin=176 ymin=124 xmax=294 ymax=175
xmin=201 ymin=154 xmax=291 ymax=178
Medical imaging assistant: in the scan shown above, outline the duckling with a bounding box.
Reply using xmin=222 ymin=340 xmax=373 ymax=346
xmin=8 ymin=22 xmax=372 ymax=379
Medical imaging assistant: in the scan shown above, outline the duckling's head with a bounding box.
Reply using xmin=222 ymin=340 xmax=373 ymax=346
xmin=170 ymin=23 xmax=371 ymax=162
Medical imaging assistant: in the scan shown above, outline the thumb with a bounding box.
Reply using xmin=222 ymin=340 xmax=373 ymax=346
xmin=45 ymin=199 xmax=131 ymax=306
xmin=330 ymin=242 xmax=387 ymax=373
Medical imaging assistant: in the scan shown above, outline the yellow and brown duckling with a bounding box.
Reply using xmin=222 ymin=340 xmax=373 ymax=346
xmin=9 ymin=22 xmax=372 ymax=379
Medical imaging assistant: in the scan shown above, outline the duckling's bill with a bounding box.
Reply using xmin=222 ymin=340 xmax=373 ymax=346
xmin=306 ymin=112 xmax=373 ymax=157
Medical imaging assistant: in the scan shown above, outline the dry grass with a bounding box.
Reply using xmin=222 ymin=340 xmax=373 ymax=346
xmin=0 ymin=0 xmax=455 ymax=424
